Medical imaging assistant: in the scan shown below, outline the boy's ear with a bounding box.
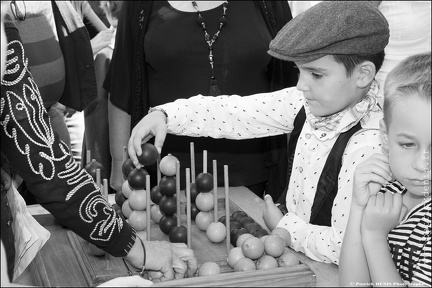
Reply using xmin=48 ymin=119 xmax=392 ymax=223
xmin=379 ymin=119 xmax=389 ymax=155
xmin=356 ymin=61 xmax=376 ymax=89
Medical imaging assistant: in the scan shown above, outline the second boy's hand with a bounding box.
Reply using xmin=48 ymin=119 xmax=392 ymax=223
xmin=128 ymin=109 xmax=168 ymax=167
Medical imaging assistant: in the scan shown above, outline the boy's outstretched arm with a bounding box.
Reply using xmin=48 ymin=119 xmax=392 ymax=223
xmin=339 ymin=154 xmax=392 ymax=286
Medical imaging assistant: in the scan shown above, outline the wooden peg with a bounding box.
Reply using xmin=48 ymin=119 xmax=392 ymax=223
xmin=224 ymin=165 xmax=230 ymax=253
xmin=203 ymin=150 xmax=207 ymax=173
xmin=96 ymin=168 xmax=101 ymax=190
xmin=186 ymin=168 xmax=192 ymax=249
xmin=157 ymin=154 xmax=161 ymax=184
xmin=146 ymin=175 xmax=151 ymax=241
xmin=176 ymin=161 xmax=181 ymax=227
xmin=102 ymin=179 xmax=108 ymax=201
xmin=190 ymin=142 xmax=196 ymax=183
xmin=213 ymin=160 xmax=218 ymax=222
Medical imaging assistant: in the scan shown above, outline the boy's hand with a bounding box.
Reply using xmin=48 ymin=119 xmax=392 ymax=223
xmin=128 ymin=111 xmax=168 ymax=167
xmin=352 ymin=153 xmax=392 ymax=209
xmin=361 ymin=191 xmax=403 ymax=239
xmin=263 ymin=194 xmax=283 ymax=231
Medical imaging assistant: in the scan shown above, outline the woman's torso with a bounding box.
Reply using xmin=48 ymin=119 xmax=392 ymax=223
xmin=144 ymin=1 xmax=273 ymax=187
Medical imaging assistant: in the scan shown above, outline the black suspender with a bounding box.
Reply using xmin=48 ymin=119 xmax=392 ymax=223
xmin=275 ymin=106 xmax=362 ymax=226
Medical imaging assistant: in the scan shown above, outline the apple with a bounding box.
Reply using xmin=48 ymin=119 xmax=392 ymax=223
xmin=127 ymin=168 xmax=149 ymax=190
xmin=159 ymin=154 xmax=178 ymax=176
xmin=189 ymin=183 xmax=199 ymax=203
xmin=121 ymin=180 xmax=133 ymax=198
xmin=198 ymin=262 xmax=221 ymax=276
xmin=115 ymin=189 xmax=126 ymax=207
xmin=206 ymin=222 xmax=226 ymax=243
xmin=230 ymin=227 xmax=247 ymax=246
xmin=122 ymin=159 xmax=136 ymax=179
xmin=195 ymin=172 xmax=213 ymax=192
xmin=150 ymin=204 xmax=164 ymax=224
xmin=244 ymin=222 xmax=262 ymax=234
xmin=159 ymin=215 xmax=177 ymax=235
xmin=150 ymin=185 xmax=163 ymax=205
xmin=159 ymin=195 xmax=177 ymax=216
xmin=195 ymin=192 xmax=214 ymax=212
xmin=159 ymin=176 xmax=177 ymax=196
xmin=231 ymin=211 xmax=248 ymax=222
xmin=252 ymin=228 xmax=269 ymax=238
xmin=121 ymin=199 xmax=133 ymax=218
xmin=195 ymin=211 xmax=214 ymax=231
xmin=169 ymin=225 xmax=187 ymax=244
xmin=239 ymin=216 xmax=255 ymax=227
xmin=128 ymin=189 xmax=147 ymax=211
xmin=128 ymin=210 xmax=147 ymax=231
xmin=137 ymin=143 xmax=158 ymax=166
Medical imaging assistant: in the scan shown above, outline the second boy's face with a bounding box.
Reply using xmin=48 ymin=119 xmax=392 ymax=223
xmin=295 ymin=55 xmax=361 ymax=117
xmin=384 ymin=95 xmax=431 ymax=198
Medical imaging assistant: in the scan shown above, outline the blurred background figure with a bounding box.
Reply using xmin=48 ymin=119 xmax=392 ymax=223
xmin=104 ymin=1 xmax=299 ymax=200
xmin=373 ymin=1 xmax=431 ymax=102
xmin=82 ymin=1 xmax=123 ymax=194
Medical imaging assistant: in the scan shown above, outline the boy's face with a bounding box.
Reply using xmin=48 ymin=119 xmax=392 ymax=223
xmin=295 ymin=55 xmax=362 ymax=117
xmin=383 ymin=95 xmax=431 ymax=198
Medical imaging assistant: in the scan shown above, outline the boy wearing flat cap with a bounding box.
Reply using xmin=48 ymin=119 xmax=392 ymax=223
xmin=128 ymin=1 xmax=389 ymax=264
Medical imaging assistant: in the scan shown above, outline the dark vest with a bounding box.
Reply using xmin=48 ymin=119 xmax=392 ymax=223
xmin=276 ymin=106 xmax=362 ymax=226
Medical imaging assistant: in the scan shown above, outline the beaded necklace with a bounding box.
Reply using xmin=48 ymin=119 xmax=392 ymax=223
xmin=191 ymin=1 xmax=228 ymax=96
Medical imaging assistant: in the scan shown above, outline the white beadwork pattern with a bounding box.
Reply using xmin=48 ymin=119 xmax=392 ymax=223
xmin=1 ymin=36 xmax=123 ymax=243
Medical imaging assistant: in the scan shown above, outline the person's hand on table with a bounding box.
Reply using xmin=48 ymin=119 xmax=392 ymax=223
xmin=128 ymin=110 xmax=168 ymax=167
xmin=124 ymin=239 xmax=197 ymax=283
xmin=98 ymin=275 xmax=152 ymax=287
xmin=262 ymin=194 xmax=283 ymax=231
xmin=144 ymin=241 xmax=198 ymax=282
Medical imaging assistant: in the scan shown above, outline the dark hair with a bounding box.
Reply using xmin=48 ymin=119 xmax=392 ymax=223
xmin=332 ymin=51 xmax=385 ymax=77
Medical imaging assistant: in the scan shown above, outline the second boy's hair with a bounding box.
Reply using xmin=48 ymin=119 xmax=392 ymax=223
xmin=333 ymin=51 xmax=385 ymax=77
xmin=383 ymin=53 xmax=431 ymax=126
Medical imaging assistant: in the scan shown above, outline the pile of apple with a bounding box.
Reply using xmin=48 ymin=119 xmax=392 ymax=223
xmin=227 ymin=211 xmax=300 ymax=272
xmin=115 ymin=143 xmax=158 ymax=238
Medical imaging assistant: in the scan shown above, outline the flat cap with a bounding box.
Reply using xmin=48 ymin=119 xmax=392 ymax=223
xmin=268 ymin=1 xmax=389 ymax=62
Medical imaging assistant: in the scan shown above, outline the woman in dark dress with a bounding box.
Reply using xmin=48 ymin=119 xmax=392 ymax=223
xmin=105 ymin=1 xmax=298 ymax=199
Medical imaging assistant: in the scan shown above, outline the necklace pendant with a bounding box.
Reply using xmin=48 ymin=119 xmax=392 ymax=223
xmin=209 ymin=77 xmax=221 ymax=96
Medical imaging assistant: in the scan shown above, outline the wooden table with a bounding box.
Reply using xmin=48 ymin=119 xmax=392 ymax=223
xmin=15 ymin=187 xmax=338 ymax=287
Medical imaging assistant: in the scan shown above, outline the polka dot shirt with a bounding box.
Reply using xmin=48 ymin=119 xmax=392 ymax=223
xmin=160 ymin=87 xmax=383 ymax=264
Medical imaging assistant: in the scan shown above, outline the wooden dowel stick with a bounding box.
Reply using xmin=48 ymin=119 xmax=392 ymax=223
xmin=224 ymin=165 xmax=230 ymax=253
xmin=146 ymin=175 xmax=151 ymax=241
xmin=122 ymin=146 xmax=128 ymax=162
xmin=86 ymin=150 xmax=91 ymax=165
xmin=203 ymin=150 xmax=207 ymax=173
xmin=96 ymin=167 xmax=101 ymax=190
xmin=157 ymin=154 xmax=161 ymax=184
xmin=186 ymin=168 xmax=192 ymax=249
xmin=102 ymin=179 xmax=108 ymax=201
xmin=190 ymin=142 xmax=195 ymax=183
xmin=213 ymin=160 xmax=218 ymax=222
xmin=176 ymin=161 xmax=181 ymax=227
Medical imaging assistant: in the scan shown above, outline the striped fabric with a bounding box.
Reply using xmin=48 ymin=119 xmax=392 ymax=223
xmin=13 ymin=2 xmax=65 ymax=108
xmin=382 ymin=181 xmax=432 ymax=286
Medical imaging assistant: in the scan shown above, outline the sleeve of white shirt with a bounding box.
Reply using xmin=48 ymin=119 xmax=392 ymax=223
xmin=276 ymin=127 xmax=382 ymax=264
xmin=159 ymin=88 xmax=304 ymax=139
